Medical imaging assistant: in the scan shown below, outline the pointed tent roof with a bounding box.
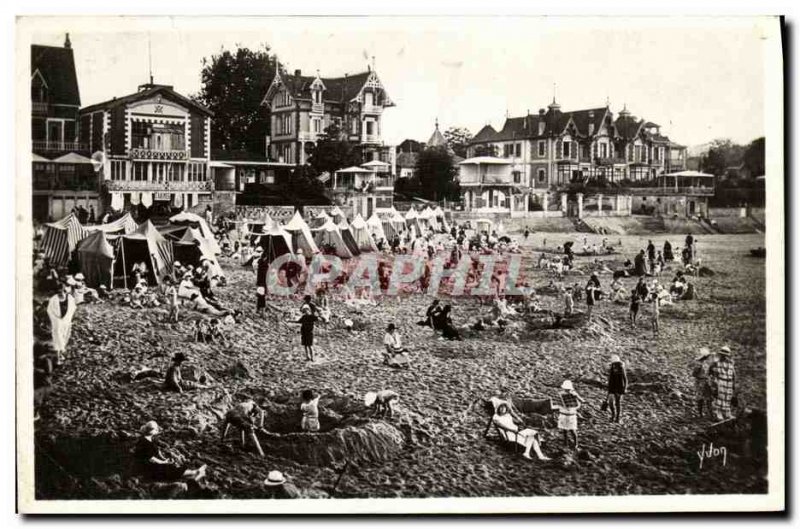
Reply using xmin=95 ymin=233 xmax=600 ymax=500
xmin=313 ymin=218 xmax=354 ymax=259
xmin=258 ymin=225 xmax=294 ymax=262
xmin=404 ymin=208 xmax=419 ymax=220
xmin=284 ymin=211 xmax=320 ymax=255
xmin=350 ymin=213 xmax=368 ymax=230
xmin=76 ymin=229 xmax=114 ymax=259
xmin=169 ymin=211 xmax=220 ymax=254
xmin=336 ymin=218 xmax=362 ymax=256
xmin=176 ymin=227 xmax=224 ymax=278
xmin=348 ymin=214 xmax=378 ymax=252
xmin=87 ymin=212 xmax=137 ymax=233
xmin=365 ymin=212 xmax=387 ymax=242
xmin=32 ymin=153 xmax=49 ymax=162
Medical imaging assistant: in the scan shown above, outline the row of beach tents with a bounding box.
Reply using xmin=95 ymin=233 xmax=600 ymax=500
xmin=39 ymin=211 xmax=223 ymax=289
xmin=242 ymin=205 xmax=450 ymax=261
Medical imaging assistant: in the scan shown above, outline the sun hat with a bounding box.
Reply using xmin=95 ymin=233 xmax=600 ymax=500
xmin=74 ymin=273 xmax=85 ymax=281
xmin=695 ymin=347 xmax=712 ymax=361
xmin=610 ymin=354 xmax=621 ymax=364
xmin=364 ymin=391 xmax=378 ymax=407
xmin=66 ymin=277 xmax=77 ymax=286
xmin=174 ymin=261 xmax=182 ymax=267
xmin=561 ymin=380 xmax=574 ymax=391
xmin=140 ymin=421 xmax=160 ymax=436
xmin=264 ymin=470 xmax=287 ymax=486
xmin=256 ymin=286 xmax=265 ymax=296
xmin=343 ymin=318 xmax=354 ymax=328
xmin=719 ymin=346 xmax=732 ymax=355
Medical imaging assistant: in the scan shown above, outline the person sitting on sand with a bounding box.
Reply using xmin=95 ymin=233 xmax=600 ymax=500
xmin=134 ymin=421 xmax=207 ymax=483
xmin=433 ymin=304 xmax=462 ymax=341
xmin=417 ymin=299 xmax=442 ymax=328
xmin=187 ymin=292 xmax=229 ymax=317
xmin=300 ymin=389 xmax=321 ymax=432
xmin=130 ymin=285 xmax=145 ymax=309
xmin=365 ymin=390 xmax=400 ymax=418
xmin=491 ymin=403 xmax=550 ymax=461
xmin=164 ymin=353 xmax=208 ymax=393
xmin=383 ymin=324 xmax=411 ymax=368
xmin=262 ymin=470 xmax=301 ymax=499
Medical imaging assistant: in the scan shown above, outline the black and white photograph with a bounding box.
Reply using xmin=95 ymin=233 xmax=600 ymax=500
xmin=14 ymin=14 xmax=785 ymax=514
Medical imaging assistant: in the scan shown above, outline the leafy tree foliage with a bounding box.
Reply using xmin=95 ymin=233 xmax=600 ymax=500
xmin=194 ymin=45 xmax=279 ymax=155
xmin=412 ymin=146 xmax=461 ymax=201
xmin=701 ymin=138 xmax=745 ymax=176
xmin=742 ymin=137 xmax=765 ymax=177
xmin=307 ymin=124 xmax=363 ymax=177
xmin=443 ymin=126 xmax=473 ymax=158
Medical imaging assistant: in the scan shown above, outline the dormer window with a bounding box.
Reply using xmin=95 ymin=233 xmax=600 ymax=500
xmin=312 ymin=90 xmax=323 ymax=104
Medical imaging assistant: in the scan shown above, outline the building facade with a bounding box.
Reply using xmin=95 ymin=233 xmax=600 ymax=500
xmin=31 ymin=35 xmax=98 ymax=222
xmin=79 ymin=83 xmax=216 ymax=215
xmin=262 ymin=67 xmax=395 ymax=166
xmin=464 ymin=100 xmax=707 ymax=217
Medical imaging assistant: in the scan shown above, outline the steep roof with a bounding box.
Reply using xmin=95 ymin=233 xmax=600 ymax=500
xmin=31 ymin=44 xmax=80 ymax=106
xmin=471 ymin=124 xmax=498 ymax=143
xmin=264 ymin=69 xmax=389 ymax=106
xmin=427 ymin=125 xmax=447 ymax=148
xmin=80 ymin=84 xmax=213 ymax=117
xmin=614 ymin=114 xmax=644 ymax=140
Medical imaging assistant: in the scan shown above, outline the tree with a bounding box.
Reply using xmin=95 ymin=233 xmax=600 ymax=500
xmin=307 ymin=124 xmax=363 ymax=177
xmin=743 ymin=137 xmax=765 ymax=177
xmin=443 ymin=126 xmax=473 ymax=158
xmin=413 ymin=147 xmax=460 ymax=202
xmin=194 ymin=45 xmax=280 ymax=155
xmin=473 ymin=144 xmax=499 ymax=157
xmin=701 ymin=138 xmax=745 ymax=177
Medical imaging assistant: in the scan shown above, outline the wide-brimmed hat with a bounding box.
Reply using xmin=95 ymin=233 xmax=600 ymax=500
xmin=561 ymin=380 xmax=574 ymax=391
xmin=172 ymin=352 xmax=188 ymax=364
xmin=264 ymin=470 xmax=286 ymax=486
xmin=140 ymin=420 xmax=160 ymax=436
xmin=174 ymin=261 xmax=182 ymax=267
xmin=695 ymin=347 xmax=712 ymax=361
xmin=719 ymin=346 xmax=732 ymax=356
xmin=364 ymin=391 xmax=378 ymax=407
xmin=74 ymin=273 xmax=85 ymax=281
xmin=610 ymin=354 xmax=621 ymax=364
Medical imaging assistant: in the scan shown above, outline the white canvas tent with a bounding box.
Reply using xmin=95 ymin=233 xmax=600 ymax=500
xmin=313 ymin=218 xmax=354 ymax=259
xmin=284 ymin=211 xmax=320 ymax=255
xmin=169 ymin=211 xmax=221 ymax=254
xmin=365 ymin=213 xmax=387 ymax=242
xmin=350 ymin=214 xmax=379 ymax=252
xmin=310 ymin=209 xmax=331 ymax=229
xmin=337 ymin=218 xmax=363 ymax=256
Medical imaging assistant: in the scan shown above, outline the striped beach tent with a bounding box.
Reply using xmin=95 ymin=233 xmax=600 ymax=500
xmin=40 ymin=213 xmax=87 ymax=266
xmin=115 ymin=221 xmax=174 ymax=287
xmin=86 ymin=212 xmax=137 ymax=235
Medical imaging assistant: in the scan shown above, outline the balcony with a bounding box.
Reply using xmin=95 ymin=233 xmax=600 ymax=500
xmin=32 ymin=101 xmax=48 ymax=115
xmin=362 ymin=104 xmax=383 ymax=115
xmin=629 ymin=186 xmax=714 ymax=197
xmin=129 ymin=148 xmax=188 ymax=161
xmin=311 ymin=103 xmax=324 ymax=114
xmin=361 ymin=134 xmax=381 ymax=145
xmin=595 ymin=156 xmax=627 ymax=166
xmin=33 ymin=141 xmax=88 ymax=152
xmin=375 ymin=176 xmax=395 ymax=189
xmin=106 ymin=180 xmax=213 ymax=192
xmin=33 ymin=174 xmax=99 ymax=192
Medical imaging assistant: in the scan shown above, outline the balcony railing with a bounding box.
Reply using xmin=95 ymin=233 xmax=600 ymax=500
xmin=375 ymin=176 xmax=395 ymax=189
xmin=595 ymin=156 xmax=628 ymax=165
xmin=629 ymin=186 xmax=714 ymax=197
xmin=106 ymin=180 xmax=213 ymax=192
xmin=33 ymin=175 xmax=98 ymax=192
xmin=33 ymin=141 xmax=88 ymax=152
xmin=129 ymin=148 xmax=188 ymax=161
xmin=311 ymin=103 xmax=324 ymax=114
xmin=362 ymin=104 xmax=383 ymax=115
xmin=361 ymin=134 xmax=381 ymax=144
xmin=31 ymin=101 xmax=48 ymax=115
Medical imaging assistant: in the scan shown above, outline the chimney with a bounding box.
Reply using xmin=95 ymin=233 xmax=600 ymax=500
xmin=64 ymin=33 xmax=72 ymax=49
xmin=294 ymin=69 xmax=301 ymax=77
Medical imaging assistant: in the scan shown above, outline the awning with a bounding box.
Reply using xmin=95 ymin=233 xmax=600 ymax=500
xmin=53 ymin=152 xmax=93 ymax=164
xmin=458 ymin=156 xmax=512 ymax=165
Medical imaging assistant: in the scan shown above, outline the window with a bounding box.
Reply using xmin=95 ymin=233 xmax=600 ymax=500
xmin=515 ymin=143 xmax=521 ymax=157
xmin=364 ymin=92 xmax=374 ymax=107
xmin=351 ymin=119 xmax=358 ymax=135
xmin=562 ymin=140 xmax=570 ymax=159
xmin=538 ymin=141 xmax=545 ymax=157
xmin=600 ymin=143 xmax=608 ymax=158
xmin=538 ymin=169 xmax=546 ymax=183
xmin=513 ymin=171 xmax=521 ymax=184
xmin=132 ymin=162 xmax=147 ymax=181
xmin=366 ymin=121 xmax=375 ymax=136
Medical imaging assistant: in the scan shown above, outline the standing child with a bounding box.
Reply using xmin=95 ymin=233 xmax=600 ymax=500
xmin=165 ymin=278 xmax=179 ymax=323
xmin=629 ymin=289 xmax=640 ymax=327
xmin=606 ymin=354 xmax=628 ymax=423
xmin=563 ymin=287 xmax=574 ymax=316
xmin=255 ymin=286 xmax=266 ymax=319
xmin=651 ymin=294 xmax=661 ymax=337
xmin=290 ymin=306 xmax=318 ymax=362
xmin=557 ymin=380 xmax=584 ymax=450
xmin=300 ymin=389 xmax=321 ymax=432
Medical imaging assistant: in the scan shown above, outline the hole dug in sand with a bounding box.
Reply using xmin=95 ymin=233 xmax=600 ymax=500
xmin=255 ymin=394 xmax=406 ymax=467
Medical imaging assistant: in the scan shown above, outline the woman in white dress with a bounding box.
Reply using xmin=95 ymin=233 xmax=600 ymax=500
xmin=46 ymin=284 xmax=76 ymax=365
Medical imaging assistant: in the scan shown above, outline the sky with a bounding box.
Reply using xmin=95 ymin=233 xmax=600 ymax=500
xmin=29 ymin=16 xmax=772 ymax=148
